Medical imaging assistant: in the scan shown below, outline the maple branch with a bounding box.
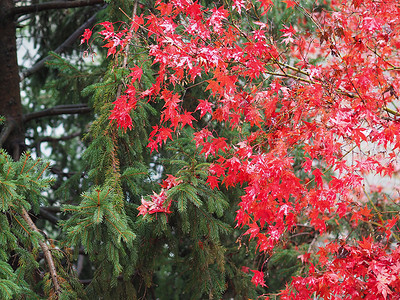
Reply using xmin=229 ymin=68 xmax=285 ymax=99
xmin=263 ymin=70 xmax=314 ymax=85
xmin=11 ymin=0 xmax=104 ymax=17
xmin=20 ymin=8 xmax=104 ymax=80
xmin=115 ymin=2 xmax=138 ymax=100
xmin=23 ymin=104 xmax=91 ymax=123
xmin=363 ymin=186 xmax=385 ymax=220
xmin=305 ymin=145 xmax=358 ymax=188
xmin=20 ymin=208 xmax=61 ymax=295
xmin=272 ymin=59 xmax=309 ymax=77
xmin=361 ymin=187 xmax=400 ymax=241
xmin=365 ymin=220 xmax=400 ymax=241
xmin=364 ymin=43 xmax=398 ymax=70
xmin=383 ymin=107 xmax=400 ymax=117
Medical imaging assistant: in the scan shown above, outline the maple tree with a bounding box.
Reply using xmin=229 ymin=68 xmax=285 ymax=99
xmin=79 ymin=0 xmax=400 ymax=298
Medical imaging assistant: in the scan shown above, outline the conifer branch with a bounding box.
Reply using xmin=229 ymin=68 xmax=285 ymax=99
xmin=0 ymin=119 xmax=16 ymax=148
xmin=23 ymin=104 xmax=91 ymax=123
xmin=40 ymin=207 xmax=60 ymax=224
xmin=29 ymin=132 xmax=82 ymax=144
xmin=50 ymin=167 xmax=79 ymax=177
xmin=20 ymin=8 xmax=103 ymax=80
xmin=20 ymin=208 xmax=62 ymax=296
xmin=11 ymin=0 xmax=104 ymax=17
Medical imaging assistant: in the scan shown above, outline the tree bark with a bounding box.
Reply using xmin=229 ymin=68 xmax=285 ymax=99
xmin=11 ymin=0 xmax=104 ymax=17
xmin=0 ymin=0 xmax=25 ymax=160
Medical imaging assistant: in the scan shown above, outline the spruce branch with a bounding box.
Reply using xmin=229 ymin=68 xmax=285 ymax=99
xmin=20 ymin=208 xmax=62 ymax=296
xmin=11 ymin=0 xmax=104 ymax=17
xmin=23 ymin=104 xmax=91 ymax=123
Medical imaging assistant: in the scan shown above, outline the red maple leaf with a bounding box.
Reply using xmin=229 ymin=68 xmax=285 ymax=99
xmin=109 ymin=95 xmax=137 ymax=130
xmin=206 ymin=175 xmax=219 ymax=190
xmin=196 ymin=99 xmax=214 ymax=118
xmin=128 ymin=66 xmax=143 ymax=83
xmin=80 ymin=28 xmax=92 ymax=45
xmin=312 ymin=168 xmax=324 ymax=188
xmin=282 ymin=0 xmax=297 ymax=9
xmin=179 ymin=111 xmax=196 ymax=129
xmin=250 ymin=270 xmax=267 ymax=287
xmin=137 ymin=190 xmax=172 ymax=216
xmin=160 ymin=174 xmax=182 ymax=189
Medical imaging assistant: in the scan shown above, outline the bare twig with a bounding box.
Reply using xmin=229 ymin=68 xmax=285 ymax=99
xmin=23 ymin=104 xmax=91 ymax=123
xmin=29 ymin=132 xmax=82 ymax=144
xmin=115 ymin=1 xmax=139 ymax=100
xmin=40 ymin=207 xmax=60 ymax=224
xmin=49 ymin=167 xmax=79 ymax=177
xmin=20 ymin=208 xmax=61 ymax=296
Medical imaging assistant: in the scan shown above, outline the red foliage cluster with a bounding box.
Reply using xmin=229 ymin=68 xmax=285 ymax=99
xmin=82 ymin=0 xmax=400 ymax=298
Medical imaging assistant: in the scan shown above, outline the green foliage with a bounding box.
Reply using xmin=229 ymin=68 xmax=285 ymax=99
xmin=266 ymin=247 xmax=302 ymax=293
xmin=0 ymin=151 xmax=53 ymax=212
xmin=62 ymin=187 xmax=135 ymax=264
xmin=0 ymin=150 xmax=85 ymax=298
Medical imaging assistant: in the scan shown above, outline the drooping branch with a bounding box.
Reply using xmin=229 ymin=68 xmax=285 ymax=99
xmin=26 ymin=132 xmax=83 ymax=158
xmin=0 ymin=119 xmax=16 ymax=148
xmin=39 ymin=207 xmax=60 ymax=224
xmin=28 ymin=132 xmax=82 ymax=144
xmin=23 ymin=104 xmax=91 ymax=123
xmin=20 ymin=208 xmax=61 ymax=296
xmin=20 ymin=7 xmax=105 ymax=80
xmin=50 ymin=166 xmax=79 ymax=177
xmin=11 ymin=0 xmax=104 ymax=17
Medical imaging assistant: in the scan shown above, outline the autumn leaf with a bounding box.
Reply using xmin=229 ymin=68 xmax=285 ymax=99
xmin=250 ymin=270 xmax=267 ymax=287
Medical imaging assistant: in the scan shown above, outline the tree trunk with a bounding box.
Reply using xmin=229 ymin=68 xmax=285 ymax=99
xmin=0 ymin=0 xmax=25 ymax=160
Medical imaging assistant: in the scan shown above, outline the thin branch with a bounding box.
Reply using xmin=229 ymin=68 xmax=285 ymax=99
xmin=23 ymin=104 xmax=91 ymax=123
xmin=41 ymin=206 xmax=62 ymax=213
xmin=49 ymin=167 xmax=79 ymax=177
xmin=0 ymin=119 xmax=16 ymax=148
xmin=20 ymin=208 xmax=61 ymax=296
xmin=28 ymin=132 xmax=82 ymax=144
xmin=11 ymin=0 xmax=104 ymax=17
xmin=383 ymin=107 xmax=400 ymax=117
xmin=26 ymin=132 xmax=82 ymax=158
xmin=20 ymin=6 xmax=105 ymax=80
xmin=39 ymin=207 xmax=60 ymax=224
xmin=115 ymin=2 xmax=139 ymax=100
xmin=80 ymin=274 xmax=126 ymax=285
